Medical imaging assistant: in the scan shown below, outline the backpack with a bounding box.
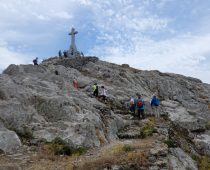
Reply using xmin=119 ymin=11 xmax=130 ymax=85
xmin=154 ymin=99 xmax=160 ymax=106
xmin=137 ymin=100 xmax=143 ymax=107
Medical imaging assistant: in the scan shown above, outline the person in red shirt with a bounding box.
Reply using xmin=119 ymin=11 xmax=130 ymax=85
xmin=73 ymin=78 xmax=78 ymax=90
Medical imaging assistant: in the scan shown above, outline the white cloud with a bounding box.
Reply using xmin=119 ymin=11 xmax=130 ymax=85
xmin=83 ymin=0 xmax=210 ymax=83
xmin=53 ymin=12 xmax=72 ymax=19
xmin=90 ymin=1 xmax=169 ymax=33
xmin=0 ymin=41 xmax=35 ymax=71
xmin=0 ymin=0 xmax=210 ymax=84
xmin=0 ymin=0 xmax=75 ymax=23
xmin=0 ymin=0 xmax=76 ymax=70
xmin=90 ymin=34 xmax=210 ymax=83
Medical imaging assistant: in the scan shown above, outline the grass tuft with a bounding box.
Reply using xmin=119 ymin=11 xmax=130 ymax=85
xmin=192 ymin=155 xmax=210 ymax=170
xmin=44 ymin=137 xmax=87 ymax=156
xmin=122 ymin=144 xmax=134 ymax=152
xmin=139 ymin=120 xmax=156 ymax=139
xmin=164 ymin=139 xmax=176 ymax=148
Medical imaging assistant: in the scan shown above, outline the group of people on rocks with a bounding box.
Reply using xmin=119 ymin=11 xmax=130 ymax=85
xmin=32 ymin=49 xmax=85 ymax=65
xmin=129 ymin=94 xmax=160 ymax=120
xmin=59 ymin=50 xmax=84 ymax=58
xmin=92 ymin=83 xmax=107 ymax=102
xmin=32 ymin=57 xmax=160 ymax=120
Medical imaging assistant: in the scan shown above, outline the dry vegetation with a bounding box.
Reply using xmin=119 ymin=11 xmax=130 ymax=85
xmin=1 ymin=118 xmax=162 ymax=170
xmin=21 ymin=137 xmax=155 ymax=170
xmin=76 ymin=138 xmax=154 ymax=170
xmin=95 ymin=128 xmax=106 ymax=145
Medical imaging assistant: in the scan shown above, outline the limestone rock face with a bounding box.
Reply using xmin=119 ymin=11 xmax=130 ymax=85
xmin=193 ymin=133 xmax=210 ymax=155
xmin=0 ymin=122 xmax=21 ymax=153
xmin=0 ymin=61 xmax=127 ymax=150
xmin=1 ymin=56 xmax=210 ymax=156
xmin=168 ymin=148 xmax=198 ymax=170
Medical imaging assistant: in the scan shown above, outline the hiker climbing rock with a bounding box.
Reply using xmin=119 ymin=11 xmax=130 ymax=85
xmin=33 ymin=57 xmax=38 ymax=65
xmin=151 ymin=95 xmax=160 ymax=118
xmin=136 ymin=95 xmax=145 ymax=120
xmin=55 ymin=70 xmax=59 ymax=75
xmin=100 ymin=86 xmax=107 ymax=102
xmin=73 ymin=78 xmax=78 ymax=90
xmin=92 ymin=83 xmax=98 ymax=97
xmin=129 ymin=96 xmax=136 ymax=115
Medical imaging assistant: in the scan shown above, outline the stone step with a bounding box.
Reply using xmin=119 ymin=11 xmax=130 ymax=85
xmin=117 ymin=125 xmax=142 ymax=139
xmin=0 ymin=165 xmax=22 ymax=170
xmin=117 ymin=132 xmax=141 ymax=139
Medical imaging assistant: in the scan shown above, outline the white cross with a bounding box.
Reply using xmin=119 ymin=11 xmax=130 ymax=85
xmin=69 ymin=28 xmax=78 ymax=46
xmin=68 ymin=28 xmax=78 ymax=56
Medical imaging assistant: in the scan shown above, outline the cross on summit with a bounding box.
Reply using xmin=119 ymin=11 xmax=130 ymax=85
xmin=68 ymin=27 xmax=80 ymax=57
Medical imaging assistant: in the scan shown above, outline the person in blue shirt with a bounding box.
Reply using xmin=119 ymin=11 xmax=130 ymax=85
xmin=151 ymin=95 xmax=160 ymax=118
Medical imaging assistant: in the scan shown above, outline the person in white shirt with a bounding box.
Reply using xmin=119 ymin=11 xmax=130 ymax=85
xmin=100 ymin=86 xmax=107 ymax=102
xmin=129 ymin=96 xmax=136 ymax=115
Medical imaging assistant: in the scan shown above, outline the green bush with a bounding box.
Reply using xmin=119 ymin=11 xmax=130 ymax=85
xmin=139 ymin=122 xmax=156 ymax=139
xmin=122 ymin=144 xmax=134 ymax=152
xmin=164 ymin=139 xmax=176 ymax=148
xmin=73 ymin=145 xmax=88 ymax=155
xmin=196 ymin=156 xmax=210 ymax=170
xmin=16 ymin=126 xmax=34 ymax=143
xmin=46 ymin=137 xmax=87 ymax=156
xmin=206 ymin=121 xmax=210 ymax=130
xmin=51 ymin=137 xmax=66 ymax=145
xmin=191 ymin=155 xmax=210 ymax=170
xmin=0 ymin=149 xmax=4 ymax=155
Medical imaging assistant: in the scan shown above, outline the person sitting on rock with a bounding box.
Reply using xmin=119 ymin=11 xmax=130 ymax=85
xmin=136 ymin=95 xmax=145 ymax=120
xmin=151 ymin=95 xmax=160 ymax=118
xmin=63 ymin=51 xmax=68 ymax=58
xmin=33 ymin=57 xmax=38 ymax=65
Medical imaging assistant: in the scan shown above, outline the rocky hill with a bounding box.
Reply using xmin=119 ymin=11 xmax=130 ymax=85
xmin=1 ymin=56 xmax=210 ymax=170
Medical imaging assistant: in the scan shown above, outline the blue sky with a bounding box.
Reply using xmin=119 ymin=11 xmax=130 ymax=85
xmin=0 ymin=0 xmax=210 ymax=83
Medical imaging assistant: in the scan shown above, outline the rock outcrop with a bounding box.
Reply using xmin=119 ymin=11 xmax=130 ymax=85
xmin=169 ymin=148 xmax=198 ymax=170
xmin=0 ymin=121 xmax=21 ymax=153
xmin=1 ymin=56 xmax=210 ymax=169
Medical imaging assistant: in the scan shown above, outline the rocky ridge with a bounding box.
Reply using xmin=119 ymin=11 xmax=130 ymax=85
xmin=0 ymin=56 xmax=210 ymax=169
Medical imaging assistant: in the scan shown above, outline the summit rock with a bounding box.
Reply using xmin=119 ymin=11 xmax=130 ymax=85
xmin=0 ymin=56 xmax=210 ymax=169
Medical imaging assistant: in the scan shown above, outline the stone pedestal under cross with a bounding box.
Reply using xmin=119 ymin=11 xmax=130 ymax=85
xmin=68 ymin=27 xmax=80 ymax=57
